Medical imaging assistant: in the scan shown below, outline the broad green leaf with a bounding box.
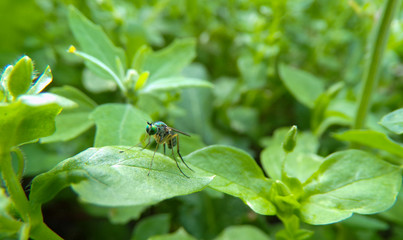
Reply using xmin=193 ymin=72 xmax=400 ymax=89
xmin=7 ymin=56 xmax=33 ymax=98
xmin=300 ymin=150 xmax=402 ymax=225
xmin=215 ymin=225 xmax=271 ymax=240
xmin=380 ymin=108 xmax=403 ymax=134
xmin=41 ymin=86 xmax=97 ymax=143
xmin=30 ymin=146 xmax=214 ymax=206
xmin=379 ymin=189 xmax=403 ymax=225
xmin=279 ymin=64 xmax=325 ymax=108
xmin=142 ymin=39 xmax=196 ymax=82
xmin=82 ymin=69 xmax=117 ymax=93
xmin=334 ymin=130 xmax=403 ymax=159
xmin=0 ymin=100 xmax=61 ymax=150
xmin=149 ymin=228 xmax=196 ymax=240
xmin=131 ymin=214 xmax=170 ymax=240
xmin=68 ymin=6 xmax=126 ymax=80
xmin=186 ymin=145 xmax=276 ymax=215
xmin=90 ymin=103 xmax=151 ymax=147
xmin=27 ymin=66 xmax=52 ymax=94
xmin=140 ymin=77 xmax=213 ymax=93
xmin=261 ymin=128 xmax=323 ymax=183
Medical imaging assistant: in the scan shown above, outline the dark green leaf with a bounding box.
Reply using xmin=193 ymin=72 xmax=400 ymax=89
xmin=131 ymin=214 xmax=170 ymax=240
xmin=215 ymin=225 xmax=271 ymax=240
xmin=300 ymin=150 xmax=402 ymax=225
xmin=149 ymin=228 xmax=196 ymax=240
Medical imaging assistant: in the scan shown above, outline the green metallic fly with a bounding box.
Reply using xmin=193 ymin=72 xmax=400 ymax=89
xmin=142 ymin=121 xmax=194 ymax=178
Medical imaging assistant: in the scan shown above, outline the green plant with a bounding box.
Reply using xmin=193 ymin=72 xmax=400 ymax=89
xmin=1 ymin=1 xmax=403 ymax=239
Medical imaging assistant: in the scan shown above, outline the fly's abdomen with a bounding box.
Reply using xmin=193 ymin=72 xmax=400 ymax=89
xmin=167 ymin=136 xmax=177 ymax=149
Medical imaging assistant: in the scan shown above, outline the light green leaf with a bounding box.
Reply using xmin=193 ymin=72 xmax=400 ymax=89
xmin=30 ymin=146 xmax=214 ymax=206
xmin=82 ymin=68 xmax=117 ymax=93
xmin=90 ymin=103 xmax=151 ymax=147
xmin=7 ymin=56 xmax=33 ymax=98
xmin=380 ymin=108 xmax=403 ymax=134
xmin=131 ymin=214 xmax=170 ymax=240
xmin=68 ymin=6 xmax=126 ymax=80
xmin=279 ymin=64 xmax=325 ymax=108
xmin=0 ymin=100 xmax=61 ymax=150
xmin=300 ymin=150 xmax=402 ymax=225
xmin=186 ymin=145 xmax=276 ymax=215
xmin=334 ymin=130 xmax=403 ymax=159
xmin=41 ymin=86 xmax=97 ymax=143
xmin=215 ymin=225 xmax=271 ymax=240
xmin=27 ymin=66 xmax=52 ymax=94
xmin=140 ymin=77 xmax=213 ymax=93
xmin=19 ymin=93 xmax=77 ymax=108
xmin=143 ymin=39 xmax=196 ymax=82
xmin=149 ymin=228 xmax=196 ymax=240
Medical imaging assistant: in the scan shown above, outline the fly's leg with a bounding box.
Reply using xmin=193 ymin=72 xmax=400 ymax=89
xmin=141 ymin=135 xmax=152 ymax=151
xmin=170 ymin=141 xmax=189 ymax=178
xmin=148 ymin=143 xmax=159 ymax=176
xmin=176 ymin=135 xmax=194 ymax=172
xmin=163 ymin=144 xmax=166 ymax=155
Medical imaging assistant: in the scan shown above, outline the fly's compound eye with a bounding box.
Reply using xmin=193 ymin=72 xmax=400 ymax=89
xmin=146 ymin=124 xmax=157 ymax=135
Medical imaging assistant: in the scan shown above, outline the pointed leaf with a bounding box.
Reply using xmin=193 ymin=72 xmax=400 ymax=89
xmin=7 ymin=56 xmax=33 ymax=98
xmin=186 ymin=145 xmax=276 ymax=215
xmin=27 ymin=66 xmax=52 ymax=94
xmin=30 ymin=146 xmax=214 ymax=206
xmin=140 ymin=77 xmax=213 ymax=93
xmin=279 ymin=64 xmax=325 ymax=108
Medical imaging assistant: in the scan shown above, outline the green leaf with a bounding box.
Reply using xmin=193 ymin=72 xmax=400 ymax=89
xmin=41 ymin=86 xmax=97 ymax=143
xmin=380 ymin=108 xmax=403 ymax=134
xmin=334 ymin=130 xmax=403 ymax=159
xmin=149 ymin=228 xmax=196 ymax=240
xmin=68 ymin=6 xmax=126 ymax=80
xmin=279 ymin=64 xmax=325 ymax=108
xmin=30 ymin=146 xmax=214 ymax=206
xmin=142 ymin=39 xmax=196 ymax=82
xmin=300 ymin=150 xmax=402 ymax=225
xmin=261 ymin=128 xmax=323 ymax=183
xmin=0 ymin=100 xmax=61 ymax=150
xmin=27 ymin=66 xmax=52 ymax=94
xmin=7 ymin=56 xmax=33 ymax=98
xmin=215 ymin=225 xmax=271 ymax=240
xmin=90 ymin=103 xmax=151 ymax=147
xmin=140 ymin=77 xmax=213 ymax=93
xmin=108 ymin=204 xmax=149 ymax=224
xmin=131 ymin=214 xmax=170 ymax=240
xmin=186 ymin=145 xmax=276 ymax=215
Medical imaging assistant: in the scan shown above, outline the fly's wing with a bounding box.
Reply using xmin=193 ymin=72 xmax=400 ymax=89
xmin=169 ymin=127 xmax=191 ymax=137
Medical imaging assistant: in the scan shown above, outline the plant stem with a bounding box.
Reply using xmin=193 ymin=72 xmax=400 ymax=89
xmin=353 ymin=0 xmax=400 ymax=129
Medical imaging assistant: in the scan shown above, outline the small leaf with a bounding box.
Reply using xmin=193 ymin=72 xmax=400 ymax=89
xmin=140 ymin=77 xmax=213 ymax=93
xmin=90 ymin=103 xmax=151 ymax=147
xmin=143 ymin=39 xmax=196 ymax=82
xmin=27 ymin=66 xmax=52 ymax=94
xmin=282 ymin=125 xmax=297 ymax=153
xmin=186 ymin=145 xmax=276 ymax=215
xmin=279 ymin=64 xmax=325 ymax=108
xmin=30 ymin=146 xmax=214 ymax=206
xmin=215 ymin=225 xmax=271 ymax=240
xmin=334 ymin=130 xmax=403 ymax=159
xmin=135 ymin=71 xmax=149 ymax=90
xmin=380 ymin=108 xmax=403 ymax=134
xmin=300 ymin=150 xmax=402 ymax=225
xmin=7 ymin=56 xmax=33 ymax=98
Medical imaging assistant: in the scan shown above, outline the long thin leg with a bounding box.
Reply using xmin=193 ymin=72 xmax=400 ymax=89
xmin=163 ymin=144 xmax=166 ymax=155
xmin=171 ymin=144 xmax=189 ymax=178
xmin=176 ymin=135 xmax=194 ymax=172
xmin=148 ymin=143 xmax=159 ymax=176
xmin=141 ymin=135 xmax=152 ymax=151
xmin=119 ymin=135 xmax=150 ymax=153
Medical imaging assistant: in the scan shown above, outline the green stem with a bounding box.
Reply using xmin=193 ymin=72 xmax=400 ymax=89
xmin=353 ymin=0 xmax=400 ymax=129
xmin=0 ymin=151 xmax=62 ymax=240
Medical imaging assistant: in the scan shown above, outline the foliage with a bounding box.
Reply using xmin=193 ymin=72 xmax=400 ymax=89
xmin=1 ymin=0 xmax=403 ymax=239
